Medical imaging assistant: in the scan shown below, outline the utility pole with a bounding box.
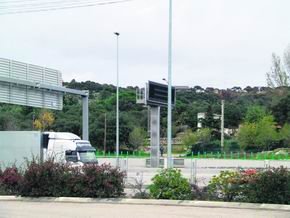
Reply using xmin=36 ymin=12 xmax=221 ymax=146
xmin=167 ymin=0 xmax=173 ymax=168
xmin=104 ymin=113 xmax=107 ymax=153
xmin=221 ymin=100 xmax=225 ymax=150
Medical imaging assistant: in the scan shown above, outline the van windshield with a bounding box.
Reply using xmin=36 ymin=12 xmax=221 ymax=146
xmin=78 ymin=151 xmax=97 ymax=163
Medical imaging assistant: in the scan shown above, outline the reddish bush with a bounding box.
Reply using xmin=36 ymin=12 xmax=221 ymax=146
xmin=0 ymin=159 xmax=125 ymax=198
xmin=208 ymin=167 xmax=290 ymax=204
xmin=242 ymin=169 xmax=257 ymax=176
xmin=238 ymin=169 xmax=258 ymax=184
xmin=19 ymin=159 xmax=125 ymax=198
xmin=80 ymin=164 xmax=125 ymax=198
xmin=242 ymin=167 xmax=290 ymax=204
xmin=0 ymin=167 xmax=22 ymax=195
xmin=20 ymin=159 xmax=70 ymax=197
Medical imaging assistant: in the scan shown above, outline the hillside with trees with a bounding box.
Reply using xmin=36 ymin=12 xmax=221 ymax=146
xmin=1 ymin=78 xmax=290 ymax=154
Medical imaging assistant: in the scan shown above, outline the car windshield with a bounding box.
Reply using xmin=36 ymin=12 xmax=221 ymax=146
xmin=78 ymin=151 xmax=97 ymax=163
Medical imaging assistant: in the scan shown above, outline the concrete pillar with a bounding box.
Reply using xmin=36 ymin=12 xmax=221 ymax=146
xmin=150 ymin=106 xmax=160 ymax=168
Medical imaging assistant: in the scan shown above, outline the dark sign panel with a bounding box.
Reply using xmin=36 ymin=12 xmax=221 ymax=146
xmin=147 ymin=81 xmax=175 ymax=106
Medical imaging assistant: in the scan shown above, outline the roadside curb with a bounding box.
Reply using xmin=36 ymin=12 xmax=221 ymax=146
xmin=0 ymin=196 xmax=289 ymax=211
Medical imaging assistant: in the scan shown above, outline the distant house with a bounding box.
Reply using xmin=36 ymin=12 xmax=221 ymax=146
xmin=197 ymin=112 xmax=220 ymax=129
xmin=193 ymin=86 xmax=205 ymax=93
xmin=214 ymin=89 xmax=220 ymax=94
xmin=197 ymin=112 xmax=206 ymax=128
xmin=224 ymin=128 xmax=238 ymax=136
xmin=197 ymin=112 xmax=238 ymax=136
xmin=205 ymin=87 xmax=215 ymax=93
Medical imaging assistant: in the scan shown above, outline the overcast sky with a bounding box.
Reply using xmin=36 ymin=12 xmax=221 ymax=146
xmin=1 ymin=0 xmax=290 ymax=88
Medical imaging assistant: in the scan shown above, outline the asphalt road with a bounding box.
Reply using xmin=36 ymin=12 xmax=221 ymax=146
xmin=0 ymin=201 xmax=289 ymax=218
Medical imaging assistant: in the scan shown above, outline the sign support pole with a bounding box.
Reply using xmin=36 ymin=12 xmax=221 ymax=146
xmin=150 ymin=106 xmax=160 ymax=168
xmin=82 ymin=92 xmax=89 ymax=141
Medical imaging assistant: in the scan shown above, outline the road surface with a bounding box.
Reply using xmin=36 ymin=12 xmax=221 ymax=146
xmin=0 ymin=201 xmax=289 ymax=218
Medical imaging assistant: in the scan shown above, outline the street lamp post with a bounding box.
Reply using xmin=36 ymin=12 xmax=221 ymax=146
xmin=167 ymin=0 xmax=173 ymax=168
xmin=221 ymin=100 xmax=225 ymax=151
xmin=114 ymin=32 xmax=120 ymax=166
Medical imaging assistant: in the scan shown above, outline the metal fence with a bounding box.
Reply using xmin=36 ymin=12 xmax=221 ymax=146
xmin=97 ymin=157 xmax=290 ymax=187
xmin=96 ymin=150 xmax=290 ymax=160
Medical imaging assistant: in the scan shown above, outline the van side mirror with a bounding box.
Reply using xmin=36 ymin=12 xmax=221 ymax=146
xmin=65 ymin=150 xmax=78 ymax=162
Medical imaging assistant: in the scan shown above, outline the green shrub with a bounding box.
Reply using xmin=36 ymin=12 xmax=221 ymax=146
xmin=208 ymin=167 xmax=290 ymax=204
xmin=181 ymin=129 xmax=211 ymax=149
xmin=149 ymin=168 xmax=191 ymax=200
xmin=243 ymin=167 xmax=290 ymax=204
xmin=208 ymin=170 xmax=242 ymax=202
xmin=224 ymin=139 xmax=240 ymax=152
xmin=188 ymin=141 xmax=221 ymax=155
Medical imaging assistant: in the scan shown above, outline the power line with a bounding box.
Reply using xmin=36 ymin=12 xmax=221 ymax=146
xmin=0 ymin=0 xmax=135 ymax=15
xmin=1 ymin=0 xmax=49 ymax=3
xmin=0 ymin=0 xmax=132 ymax=9
xmin=0 ymin=0 xmax=119 ymax=4
xmin=1 ymin=0 xmax=46 ymax=4
xmin=0 ymin=0 xmax=113 ymax=8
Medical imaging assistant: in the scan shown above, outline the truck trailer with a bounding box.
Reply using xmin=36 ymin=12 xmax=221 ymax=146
xmin=0 ymin=131 xmax=97 ymax=167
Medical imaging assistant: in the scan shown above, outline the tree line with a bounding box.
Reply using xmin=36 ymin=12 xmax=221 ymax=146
xmin=0 ymin=52 xmax=289 ymax=152
xmin=0 ymin=79 xmax=290 ymax=152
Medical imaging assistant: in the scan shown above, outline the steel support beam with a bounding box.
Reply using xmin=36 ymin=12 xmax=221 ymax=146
xmin=0 ymin=76 xmax=90 ymax=140
xmin=0 ymin=76 xmax=88 ymax=96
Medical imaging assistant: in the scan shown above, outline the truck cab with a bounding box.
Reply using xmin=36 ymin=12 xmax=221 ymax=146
xmin=43 ymin=132 xmax=98 ymax=165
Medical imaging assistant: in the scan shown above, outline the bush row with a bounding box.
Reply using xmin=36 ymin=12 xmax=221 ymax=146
xmin=148 ymin=167 xmax=290 ymax=204
xmin=208 ymin=167 xmax=290 ymax=204
xmin=1 ymin=161 xmax=289 ymax=204
xmin=0 ymin=159 xmax=125 ymax=198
